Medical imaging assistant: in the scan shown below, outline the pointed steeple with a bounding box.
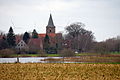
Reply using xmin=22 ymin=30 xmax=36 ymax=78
xmin=47 ymin=14 xmax=55 ymax=27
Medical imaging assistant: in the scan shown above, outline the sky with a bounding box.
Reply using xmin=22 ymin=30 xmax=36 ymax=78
xmin=0 ymin=0 xmax=120 ymax=42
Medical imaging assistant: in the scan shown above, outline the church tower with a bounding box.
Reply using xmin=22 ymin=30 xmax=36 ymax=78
xmin=46 ymin=14 xmax=55 ymax=34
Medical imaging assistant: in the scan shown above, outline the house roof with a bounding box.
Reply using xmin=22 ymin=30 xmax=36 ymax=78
xmin=46 ymin=14 xmax=55 ymax=27
xmin=28 ymin=38 xmax=43 ymax=49
xmin=38 ymin=34 xmax=46 ymax=37
xmin=15 ymin=35 xmax=23 ymax=44
xmin=16 ymin=40 xmax=27 ymax=46
xmin=38 ymin=33 xmax=56 ymax=38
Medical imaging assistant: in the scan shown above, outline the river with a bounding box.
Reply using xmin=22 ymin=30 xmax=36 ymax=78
xmin=0 ymin=57 xmax=63 ymax=63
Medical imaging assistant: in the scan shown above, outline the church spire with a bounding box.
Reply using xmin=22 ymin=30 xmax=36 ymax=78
xmin=47 ymin=14 xmax=55 ymax=27
xmin=46 ymin=14 xmax=55 ymax=34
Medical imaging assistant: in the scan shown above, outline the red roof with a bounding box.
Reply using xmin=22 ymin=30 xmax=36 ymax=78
xmin=28 ymin=38 xmax=43 ymax=49
xmin=48 ymin=33 xmax=56 ymax=37
xmin=38 ymin=33 xmax=56 ymax=38
xmin=15 ymin=35 xmax=23 ymax=44
xmin=38 ymin=34 xmax=46 ymax=37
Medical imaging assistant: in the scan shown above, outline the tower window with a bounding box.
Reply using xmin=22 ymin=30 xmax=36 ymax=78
xmin=49 ymin=30 xmax=51 ymax=32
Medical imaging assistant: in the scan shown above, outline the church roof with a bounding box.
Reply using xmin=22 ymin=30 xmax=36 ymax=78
xmin=38 ymin=33 xmax=56 ymax=38
xmin=38 ymin=34 xmax=46 ymax=37
xmin=47 ymin=14 xmax=55 ymax=27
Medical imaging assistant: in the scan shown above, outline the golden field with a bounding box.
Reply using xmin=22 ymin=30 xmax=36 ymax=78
xmin=0 ymin=63 xmax=120 ymax=80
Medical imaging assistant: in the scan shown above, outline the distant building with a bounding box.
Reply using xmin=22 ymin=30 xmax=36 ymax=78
xmin=28 ymin=38 xmax=43 ymax=51
xmin=16 ymin=40 xmax=28 ymax=51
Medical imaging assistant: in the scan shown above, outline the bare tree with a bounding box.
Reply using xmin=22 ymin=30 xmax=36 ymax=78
xmin=65 ymin=22 xmax=94 ymax=52
xmin=92 ymin=36 xmax=120 ymax=54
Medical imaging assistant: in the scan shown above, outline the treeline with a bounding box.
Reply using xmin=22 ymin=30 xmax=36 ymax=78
xmin=92 ymin=36 xmax=120 ymax=53
xmin=0 ymin=27 xmax=38 ymax=50
xmin=0 ymin=27 xmax=41 ymax=57
xmin=64 ymin=22 xmax=120 ymax=54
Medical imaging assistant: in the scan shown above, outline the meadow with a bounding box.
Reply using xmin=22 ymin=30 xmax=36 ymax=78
xmin=0 ymin=63 xmax=120 ymax=80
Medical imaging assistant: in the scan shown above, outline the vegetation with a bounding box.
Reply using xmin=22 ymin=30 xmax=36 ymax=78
xmin=92 ymin=36 xmax=120 ymax=54
xmin=42 ymin=54 xmax=120 ymax=63
xmin=43 ymin=34 xmax=50 ymax=53
xmin=110 ymin=52 xmax=120 ymax=54
xmin=0 ymin=53 xmax=60 ymax=57
xmin=65 ymin=22 xmax=94 ymax=52
xmin=0 ymin=49 xmax=16 ymax=58
xmin=0 ymin=63 xmax=120 ymax=80
xmin=59 ymin=49 xmax=75 ymax=57
xmin=7 ymin=27 xmax=16 ymax=47
xmin=32 ymin=29 xmax=38 ymax=38
xmin=0 ymin=36 xmax=9 ymax=50
xmin=47 ymin=54 xmax=59 ymax=57
xmin=38 ymin=50 xmax=47 ymax=57
xmin=23 ymin=32 xmax=30 ymax=44
xmin=0 ymin=24 xmax=119 ymax=59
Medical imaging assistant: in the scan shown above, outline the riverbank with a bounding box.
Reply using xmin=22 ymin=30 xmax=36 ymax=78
xmin=0 ymin=53 xmax=60 ymax=58
xmin=41 ymin=54 xmax=120 ymax=63
xmin=0 ymin=52 xmax=120 ymax=58
xmin=0 ymin=63 xmax=120 ymax=80
xmin=1 ymin=53 xmax=120 ymax=63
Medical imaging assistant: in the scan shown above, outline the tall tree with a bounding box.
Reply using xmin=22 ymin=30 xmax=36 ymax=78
xmin=32 ymin=29 xmax=38 ymax=38
xmin=7 ymin=27 xmax=16 ymax=47
xmin=65 ymin=22 xmax=94 ymax=52
xmin=23 ymin=32 xmax=30 ymax=44
xmin=65 ymin=22 xmax=85 ymax=38
xmin=43 ymin=34 xmax=50 ymax=52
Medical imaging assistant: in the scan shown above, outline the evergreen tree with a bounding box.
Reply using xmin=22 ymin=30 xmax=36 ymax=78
xmin=32 ymin=29 xmax=38 ymax=38
xmin=43 ymin=34 xmax=50 ymax=52
xmin=23 ymin=32 xmax=30 ymax=44
xmin=44 ymin=34 xmax=49 ymax=43
xmin=7 ymin=27 xmax=16 ymax=47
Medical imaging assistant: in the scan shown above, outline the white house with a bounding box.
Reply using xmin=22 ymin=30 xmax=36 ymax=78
xmin=16 ymin=40 xmax=28 ymax=50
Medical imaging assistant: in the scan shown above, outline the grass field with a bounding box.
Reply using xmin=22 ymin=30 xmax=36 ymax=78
xmin=0 ymin=63 xmax=120 ymax=80
xmin=1 ymin=52 xmax=120 ymax=58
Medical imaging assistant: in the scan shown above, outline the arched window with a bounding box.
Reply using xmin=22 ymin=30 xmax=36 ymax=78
xmin=49 ymin=30 xmax=51 ymax=32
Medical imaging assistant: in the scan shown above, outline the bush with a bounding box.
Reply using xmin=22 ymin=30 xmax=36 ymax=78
xmin=59 ymin=49 xmax=75 ymax=57
xmin=38 ymin=50 xmax=47 ymax=57
xmin=0 ymin=49 xmax=16 ymax=58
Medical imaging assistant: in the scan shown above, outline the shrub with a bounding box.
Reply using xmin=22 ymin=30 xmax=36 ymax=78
xmin=38 ymin=50 xmax=47 ymax=57
xmin=59 ymin=49 xmax=75 ymax=57
xmin=0 ymin=49 xmax=16 ymax=58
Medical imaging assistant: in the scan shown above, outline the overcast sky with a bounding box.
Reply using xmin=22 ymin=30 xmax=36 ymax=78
xmin=0 ymin=0 xmax=120 ymax=41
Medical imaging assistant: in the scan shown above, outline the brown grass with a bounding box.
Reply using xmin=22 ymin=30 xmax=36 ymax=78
xmin=41 ymin=54 xmax=120 ymax=63
xmin=0 ymin=63 xmax=120 ymax=80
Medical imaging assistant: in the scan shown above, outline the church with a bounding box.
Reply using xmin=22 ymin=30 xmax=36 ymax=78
xmin=38 ymin=14 xmax=63 ymax=53
xmin=16 ymin=14 xmax=63 ymax=53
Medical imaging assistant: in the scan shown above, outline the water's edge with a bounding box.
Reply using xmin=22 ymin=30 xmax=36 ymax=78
xmin=0 ymin=57 xmax=81 ymax=63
